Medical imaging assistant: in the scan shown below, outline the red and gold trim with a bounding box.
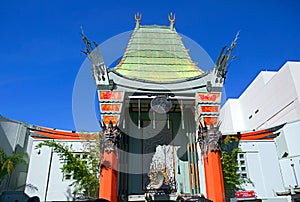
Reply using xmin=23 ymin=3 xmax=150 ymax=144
xmin=31 ymin=127 xmax=97 ymax=140
xmin=98 ymin=91 xmax=124 ymax=102
xmin=224 ymin=124 xmax=285 ymax=141
xmin=101 ymin=115 xmax=120 ymax=125
xmin=197 ymin=92 xmax=221 ymax=103
xmin=203 ymin=117 xmax=219 ymax=127
xmin=100 ymin=103 xmax=122 ymax=113
xmin=201 ymin=106 xmax=219 ymax=113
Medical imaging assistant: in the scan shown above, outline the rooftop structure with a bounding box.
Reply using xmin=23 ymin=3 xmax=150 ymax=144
xmin=81 ymin=13 xmax=238 ymax=202
xmin=112 ymin=18 xmax=203 ymax=83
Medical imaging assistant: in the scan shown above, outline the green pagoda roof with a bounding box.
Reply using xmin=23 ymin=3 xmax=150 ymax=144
xmin=112 ymin=22 xmax=204 ymax=83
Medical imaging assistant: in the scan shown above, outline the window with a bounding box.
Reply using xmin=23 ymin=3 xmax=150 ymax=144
xmin=237 ymin=153 xmax=248 ymax=179
xmin=64 ymin=173 xmax=72 ymax=180
xmin=63 ymin=152 xmax=88 ymax=181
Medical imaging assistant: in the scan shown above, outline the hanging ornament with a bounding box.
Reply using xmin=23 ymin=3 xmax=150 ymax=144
xmin=150 ymin=95 xmax=172 ymax=114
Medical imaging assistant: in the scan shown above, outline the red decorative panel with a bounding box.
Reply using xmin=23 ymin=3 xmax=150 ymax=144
xmin=203 ymin=117 xmax=218 ymax=127
xmin=100 ymin=103 xmax=122 ymax=113
xmin=197 ymin=93 xmax=221 ymax=103
xmin=201 ymin=106 xmax=219 ymax=113
xmin=99 ymin=91 xmax=124 ymax=101
xmin=101 ymin=115 xmax=120 ymax=125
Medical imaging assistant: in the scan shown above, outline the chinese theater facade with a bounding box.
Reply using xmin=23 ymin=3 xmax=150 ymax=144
xmin=82 ymin=14 xmax=238 ymax=202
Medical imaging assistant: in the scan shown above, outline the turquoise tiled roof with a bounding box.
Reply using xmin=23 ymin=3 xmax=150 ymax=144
xmin=113 ymin=25 xmax=204 ymax=83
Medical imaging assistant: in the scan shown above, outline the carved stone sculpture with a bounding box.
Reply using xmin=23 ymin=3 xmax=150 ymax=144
xmin=100 ymin=121 xmax=121 ymax=153
xmin=197 ymin=121 xmax=222 ymax=155
xmin=146 ymin=145 xmax=178 ymax=191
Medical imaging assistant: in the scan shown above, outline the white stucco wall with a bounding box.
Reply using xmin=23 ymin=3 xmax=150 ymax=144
xmin=0 ymin=116 xmax=33 ymax=192
xmin=25 ymin=140 xmax=86 ymax=201
xmin=220 ymin=61 xmax=300 ymax=201
xmin=233 ymin=119 xmax=300 ymax=201
xmin=239 ymin=141 xmax=285 ymax=198
xmin=275 ymin=121 xmax=300 ymax=189
xmin=0 ymin=116 xmax=28 ymax=154
xmin=220 ymin=61 xmax=300 ymax=133
xmin=219 ymin=99 xmax=245 ymax=133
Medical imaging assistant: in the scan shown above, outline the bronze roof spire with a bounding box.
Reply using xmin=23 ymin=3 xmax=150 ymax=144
xmin=168 ymin=12 xmax=176 ymax=30
xmin=134 ymin=13 xmax=142 ymax=28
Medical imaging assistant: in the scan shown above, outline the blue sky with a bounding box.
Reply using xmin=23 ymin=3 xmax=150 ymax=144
xmin=0 ymin=0 xmax=299 ymax=131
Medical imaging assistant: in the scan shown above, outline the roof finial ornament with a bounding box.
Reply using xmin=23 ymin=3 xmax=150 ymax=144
xmin=214 ymin=31 xmax=240 ymax=80
xmin=168 ymin=12 xmax=176 ymax=30
xmin=80 ymin=25 xmax=92 ymax=55
xmin=134 ymin=13 xmax=142 ymax=28
xmin=80 ymin=26 xmax=110 ymax=86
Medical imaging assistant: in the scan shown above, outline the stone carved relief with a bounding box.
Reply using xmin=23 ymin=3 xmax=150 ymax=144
xmin=197 ymin=121 xmax=222 ymax=155
xmin=142 ymin=121 xmax=173 ymax=189
xmin=100 ymin=120 xmax=121 ymax=153
xmin=146 ymin=145 xmax=179 ymax=191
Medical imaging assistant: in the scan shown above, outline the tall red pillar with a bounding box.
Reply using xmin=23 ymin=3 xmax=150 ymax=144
xmin=99 ymin=151 xmax=118 ymax=202
xmin=204 ymin=151 xmax=225 ymax=202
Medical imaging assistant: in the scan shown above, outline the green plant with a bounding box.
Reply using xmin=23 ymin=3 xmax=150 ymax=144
xmin=0 ymin=147 xmax=26 ymax=184
xmin=36 ymin=139 xmax=100 ymax=198
xmin=221 ymin=136 xmax=243 ymax=200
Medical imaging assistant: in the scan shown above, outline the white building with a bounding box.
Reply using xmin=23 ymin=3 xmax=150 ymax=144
xmin=220 ymin=61 xmax=300 ymax=202
xmin=220 ymin=61 xmax=300 ymax=133
xmin=0 ymin=116 xmax=94 ymax=201
xmin=25 ymin=139 xmax=87 ymax=201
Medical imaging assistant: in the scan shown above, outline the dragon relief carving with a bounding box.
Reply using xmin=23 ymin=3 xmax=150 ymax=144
xmin=197 ymin=121 xmax=222 ymax=155
xmin=100 ymin=120 xmax=121 ymax=153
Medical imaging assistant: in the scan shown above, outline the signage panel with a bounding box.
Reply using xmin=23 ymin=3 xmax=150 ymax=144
xmin=236 ymin=190 xmax=256 ymax=198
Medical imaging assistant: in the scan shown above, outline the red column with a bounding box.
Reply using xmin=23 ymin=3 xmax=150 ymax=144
xmin=99 ymin=151 xmax=118 ymax=202
xmin=204 ymin=151 xmax=225 ymax=202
